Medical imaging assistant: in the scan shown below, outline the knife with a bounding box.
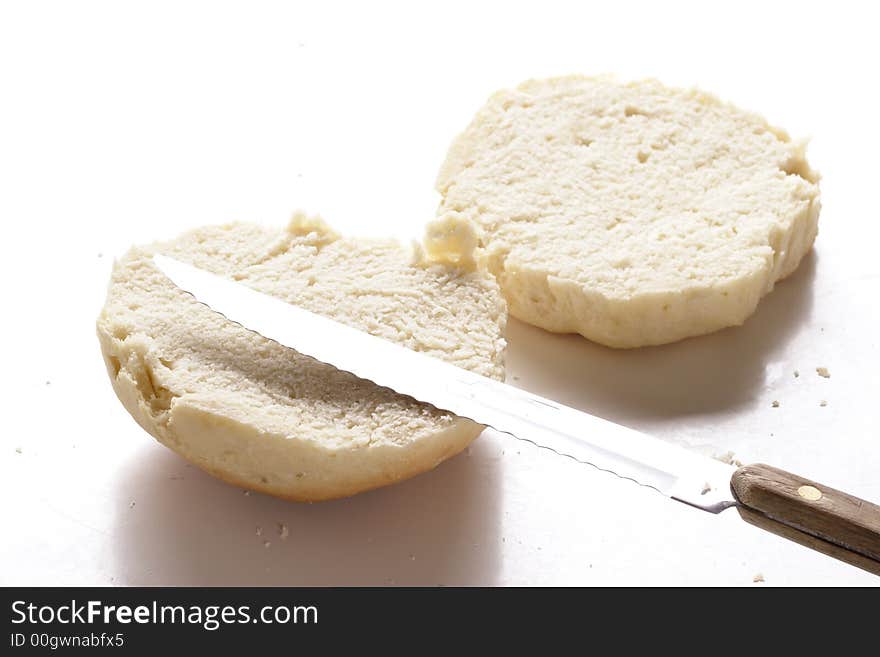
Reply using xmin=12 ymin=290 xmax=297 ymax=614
xmin=154 ymin=254 xmax=880 ymax=575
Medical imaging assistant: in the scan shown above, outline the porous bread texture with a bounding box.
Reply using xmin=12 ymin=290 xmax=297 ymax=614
xmin=429 ymin=75 xmax=821 ymax=348
xmin=97 ymin=215 xmax=507 ymax=501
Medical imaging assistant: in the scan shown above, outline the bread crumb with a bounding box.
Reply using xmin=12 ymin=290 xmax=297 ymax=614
xmin=700 ymin=482 xmax=712 ymax=495
xmin=734 ymin=459 xmax=743 ymax=467
xmin=243 ymin=490 xmax=251 ymax=496
xmin=255 ymin=526 xmax=263 ymax=537
xmin=820 ymin=400 xmax=828 ymax=407
xmin=753 ymin=573 xmax=765 ymax=583
xmin=14 ymin=447 xmax=22 ymax=454
xmin=816 ymin=367 xmax=830 ymax=378
xmin=423 ymin=211 xmax=481 ymax=271
xmin=263 ymin=540 xmax=271 ymax=548
xmin=771 ymin=400 xmax=780 ymax=408
xmin=278 ymin=523 xmax=289 ymax=539
xmin=714 ymin=451 xmax=736 ymax=465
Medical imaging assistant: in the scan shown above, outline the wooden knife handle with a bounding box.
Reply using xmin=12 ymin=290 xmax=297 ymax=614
xmin=731 ymin=464 xmax=880 ymax=576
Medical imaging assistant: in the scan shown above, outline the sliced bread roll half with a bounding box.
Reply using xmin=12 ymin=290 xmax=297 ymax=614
xmin=429 ymin=76 xmax=820 ymax=347
xmin=97 ymin=215 xmax=507 ymax=501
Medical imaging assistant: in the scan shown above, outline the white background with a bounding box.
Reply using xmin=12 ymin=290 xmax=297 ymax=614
xmin=1 ymin=0 xmax=878 ymax=585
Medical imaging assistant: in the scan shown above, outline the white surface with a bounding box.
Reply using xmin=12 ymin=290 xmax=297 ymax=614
xmin=1 ymin=0 xmax=877 ymax=586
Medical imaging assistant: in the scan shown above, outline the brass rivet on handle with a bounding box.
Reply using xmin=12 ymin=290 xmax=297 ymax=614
xmin=798 ymin=485 xmax=822 ymax=501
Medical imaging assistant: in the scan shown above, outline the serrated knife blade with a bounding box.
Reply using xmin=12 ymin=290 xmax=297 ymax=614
xmin=152 ymin=255 xmax=880 ymax=576
xmin=153 ymin=254 xmax=736 ymax=513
